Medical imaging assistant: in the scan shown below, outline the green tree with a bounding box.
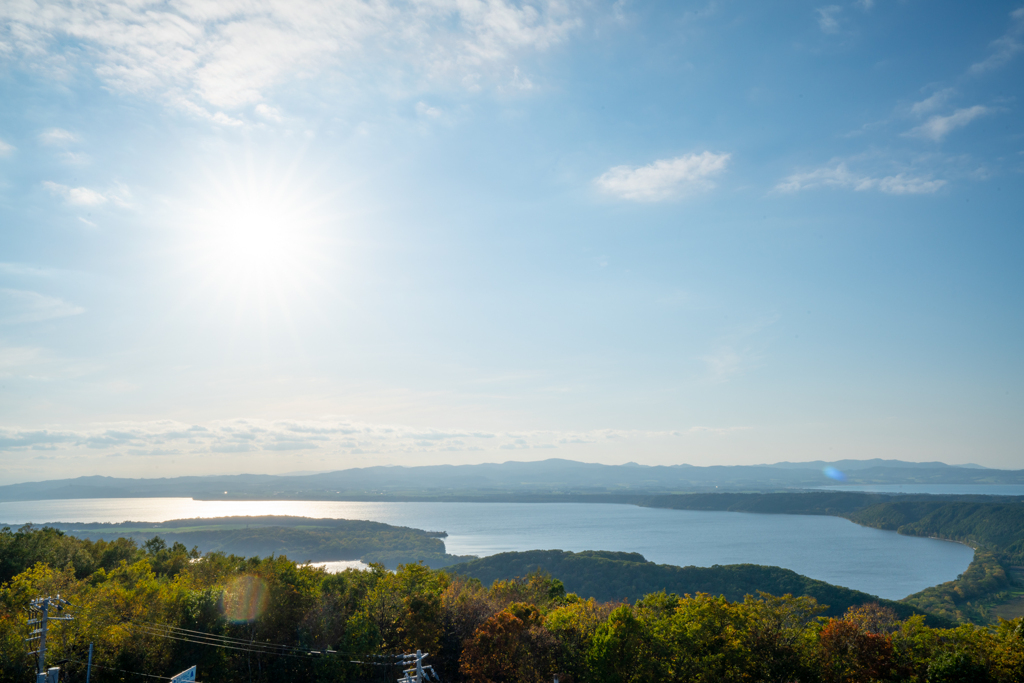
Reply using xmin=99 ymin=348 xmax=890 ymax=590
xmin=587 ymin=605 xmax=658 ymax=683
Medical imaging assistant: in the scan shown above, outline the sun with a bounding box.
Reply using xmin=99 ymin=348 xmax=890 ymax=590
xmin=182 ymin=163 xmax=331 ymax=318
xmin=203 ymin=196 xmax=303 ymax=288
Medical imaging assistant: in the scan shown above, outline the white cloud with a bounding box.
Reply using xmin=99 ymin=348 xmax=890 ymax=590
xmin=415 ymin=101 xmax=443 ymax=118
xmin=969 ymin=8 xmax=1024 ymax=74
xmin=776 ymin=163 xmax=945 ymax=194
xmin=0 ymin=0 xmax=582 ymax=118
xmin=907 ymin=105 xmax=991 ymax=141
xmin=817 ymin=5 xmax=842 ymax=33
xmin=60 ymin=151 xmax=91 ymax=165
xmin=595 ymin=151 xmax=731 ymax=201
xmin=0 ymin=138 xmax=13 ymax=156
xmin=910 ymin=88 xmax=954 ymax=117
xmin=873 ymin=174 xmax=948 ymax=195
xmin=38 ymin=128 xmax=78 ymax=145
xmin=254 ymin=103 xmax=282 ymax=122
xmin=509 ymin=66 xmax=533 ymax=90
xmin=42 ymin=181 xmax=108 ymax=206
xmin=0 ymin=289 xmax=85 ymax=324
xmin=0 ymin=418 xmax=690 ymax=459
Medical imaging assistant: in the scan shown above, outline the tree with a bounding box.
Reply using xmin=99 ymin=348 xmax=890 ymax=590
xmin=461 ymin=604 xmax=556 ymax=683
xmin=654 ymin=593 xmax=748 ymax=683
xmin=817 ymin=617 xmax=896 ymax=683
xmin=587 ymin=606 xmax=658 ymax=683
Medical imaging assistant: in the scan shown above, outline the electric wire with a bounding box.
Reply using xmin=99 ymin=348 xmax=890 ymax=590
xmin=134 ymin=622 xmax=409 ymax=661
xmin=131 ymin=627 xmax=318 ymax=659
xmin=67 ymin=658 xmax=199 ymax=682
xmin=135 ymin=624 xmax=311 ymax=655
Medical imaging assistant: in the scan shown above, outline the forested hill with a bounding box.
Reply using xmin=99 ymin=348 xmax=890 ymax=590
xmin=2 ymin=525 xmax=1021 ymax=683
xmin=445 ymin=549 xmax=949 ymax=625
xmin=7 ymin=516 xmax=473 ymax=569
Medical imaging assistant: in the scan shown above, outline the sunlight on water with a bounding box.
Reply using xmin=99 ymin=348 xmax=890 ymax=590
xmin=310 ymin=560 xmax=371 ymax=572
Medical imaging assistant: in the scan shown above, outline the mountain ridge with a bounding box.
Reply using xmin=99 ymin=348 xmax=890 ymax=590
xmin=1 ymin=458 xmax=1020 ymax=501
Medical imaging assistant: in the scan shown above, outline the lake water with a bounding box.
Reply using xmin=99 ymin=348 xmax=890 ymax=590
xmin=816 ymin=484 xmax=1024 ymax=496
xmin=0 ymin=498 xmax=974 ymax=601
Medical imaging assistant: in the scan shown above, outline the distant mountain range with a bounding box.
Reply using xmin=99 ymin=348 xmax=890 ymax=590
xmin=0 ymin=458 xmax=1020 ymax=502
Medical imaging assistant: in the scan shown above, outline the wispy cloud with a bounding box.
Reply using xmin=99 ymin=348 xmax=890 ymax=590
xmin=0 ymin=289 xmax=85 ymax=324
xmin=0 ymin=0 xmax=582 ymax=119
xmin=907 ymin=105 xmax=991 ymax=141
xmin=0 ymin=418 xmax=694 ymax=459
xmin=776 ymin=163 xmax=946 ymax=194
xmin=415 ymin=101 xmax=443 ymax=119
xmin=254 ymin=104 xmax=283 ymax=123
xmin=817 ymin=5 xmax=842 ymax=33
xmin=42 ymin=181 xmax=132 ymax=207
xmin=38 ymin=128 xmax=78 ymax=145
xmin=43 ymin=181 xmax=108 ymax=206
xmin=701 ymin=347 xmax=743 ymax=382
xmin=909 ymin=88 xmax=955 ymax=117
xmin=0 ymin=138 xmax=14 ymax=156
xmin=969 ymin=8 xmax=1024 ymax=74
xmin=595 ymin=152 xmax=730 ymax=201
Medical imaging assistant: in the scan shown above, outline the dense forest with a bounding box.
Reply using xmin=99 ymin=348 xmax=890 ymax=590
xmin=445 ymin=550 xmax=945 ymax=624
xmin=1 ymin=525 xmax=1023 ymax=683
xmin=38 ymin=517 xmax=470 ymax=569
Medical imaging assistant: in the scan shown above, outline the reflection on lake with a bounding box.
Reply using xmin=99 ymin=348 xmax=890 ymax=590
xmin=0 ymin=498 xmax=973 ymax=600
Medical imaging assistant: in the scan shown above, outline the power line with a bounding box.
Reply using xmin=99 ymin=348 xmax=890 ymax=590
xmin=134 ymin=624 xmax=311 ymax=655
xmin=134 ymin=622 xmax=411 ymax=662
xmin=67 ymin=658 xmax=203 ymax=682
xmin=131 ymin=627 xmax=318 ymax=660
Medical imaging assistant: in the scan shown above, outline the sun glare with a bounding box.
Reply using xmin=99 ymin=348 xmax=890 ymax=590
xmin=183 ymin=163 xmax=332 ymax=320
xmin=206 ymin=199 xmax=301 ymax=286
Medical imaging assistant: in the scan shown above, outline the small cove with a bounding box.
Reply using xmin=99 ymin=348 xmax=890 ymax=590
xmin=0 ymin=498 xmax=973 ymax=601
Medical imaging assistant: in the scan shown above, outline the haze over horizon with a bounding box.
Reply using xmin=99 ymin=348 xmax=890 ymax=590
xmin=1 ymin=1 xmax=1022 ymax=484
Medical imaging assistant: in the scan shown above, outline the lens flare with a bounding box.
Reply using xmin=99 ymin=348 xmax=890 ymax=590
xmin=823 ymin=466 xmax=846 ymax=482
xmin=222 ymin=575 xmax=269 ymax=623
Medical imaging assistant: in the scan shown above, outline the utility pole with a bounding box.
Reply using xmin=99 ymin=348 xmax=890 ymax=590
xmin=398 ymin=651 xmax=437 ymax=683
xmin=27 ymin=596 xmax=73 ymax=683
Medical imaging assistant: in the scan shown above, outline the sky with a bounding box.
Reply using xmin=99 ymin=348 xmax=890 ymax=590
xmin=1 ymin=0 xmax=1022 ymax=484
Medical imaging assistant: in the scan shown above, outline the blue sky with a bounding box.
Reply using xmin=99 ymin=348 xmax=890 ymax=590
xmin=1 ymin=0 xmax=1022 ymax=483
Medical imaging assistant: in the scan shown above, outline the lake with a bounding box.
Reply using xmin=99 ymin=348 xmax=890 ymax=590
xmin=0 ymin=498 xmax=974 ymax=601
xmin=817 ymin=484 xmax=1024 ymax=495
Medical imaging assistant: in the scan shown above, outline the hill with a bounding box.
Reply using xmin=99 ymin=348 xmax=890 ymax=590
xmin=10 ymin=516 xmax=473 ymax=569
xmin=1 ymin=458 xmax=1021 ymax=501
xmin=445 ymin=549 xmax=950 ymax=625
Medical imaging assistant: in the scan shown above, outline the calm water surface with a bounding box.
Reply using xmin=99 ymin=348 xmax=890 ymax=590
xmin=0 ymin=498 xmax=973 ymax=600
xmin=817 ymin=484 xmax=1024 ymax=495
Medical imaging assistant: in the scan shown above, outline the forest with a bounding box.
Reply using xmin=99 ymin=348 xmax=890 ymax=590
xmin=38 ymin=517 xmax=469 ymax=569
xmin=1 ymin=525 xmax=1023 ymax=683
xmin=446 ymin=550 xmax=943 ymax=623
